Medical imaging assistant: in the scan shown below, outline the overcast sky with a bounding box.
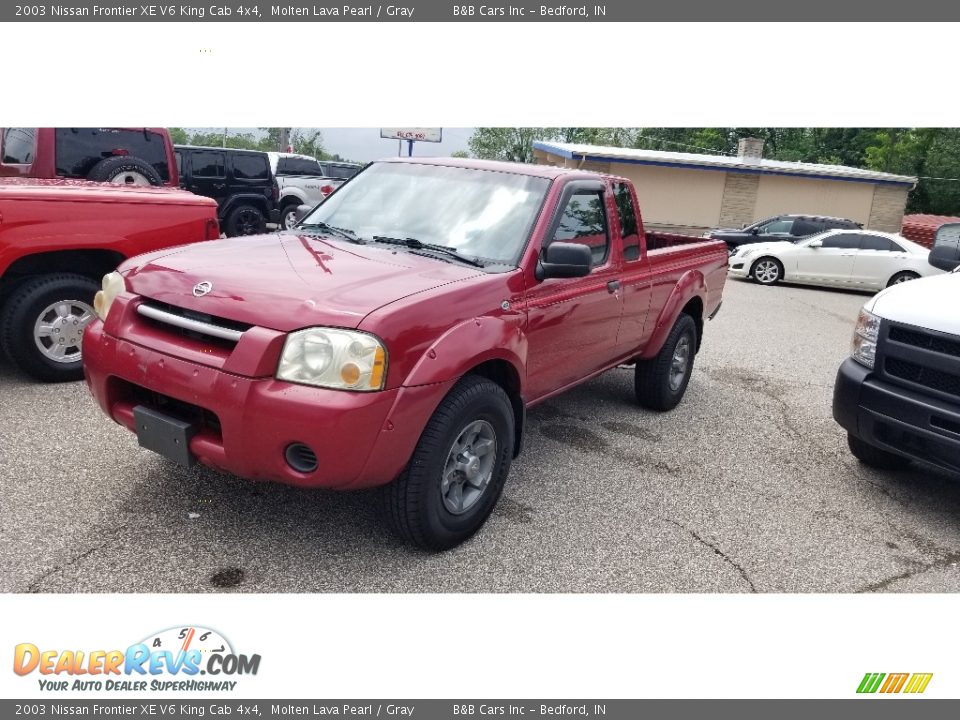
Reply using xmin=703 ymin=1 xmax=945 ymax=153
xmin=199 ymin=127 xmax=474 ymax=162
xmin=321 ymin=128 xmax=473 ymax=161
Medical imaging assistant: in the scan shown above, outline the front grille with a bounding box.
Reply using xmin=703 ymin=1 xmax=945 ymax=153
xmin=889 ymin=325 xmax=960 ymax=359
xmin=137 ymin=300 xmax=252 ymax=349
xmin=885 ymin=358 xmax=960 ymax=399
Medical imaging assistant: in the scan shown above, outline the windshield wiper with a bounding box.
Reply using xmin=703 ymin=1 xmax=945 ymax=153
xmin=298 ymin=222 xmax=365 ymax=244
xmin=371 ymin=235 xmax=485 ymax=267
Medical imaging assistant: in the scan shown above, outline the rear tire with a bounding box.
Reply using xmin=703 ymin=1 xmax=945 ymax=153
xmin=0 ymin=274 xmax=99 ymax=382
xmin=381 ymin=375 xmax=515 ymax=550
xmin=225 ymin=204 xmax=266 ymax=237
xmin=751 ymin=257 xmax=783 ymax=285
xmin=635 ymin=313 xmax=697 ymax=412
xmin=847 ymin=433 xmax=911 ymax=470
xmin=87 ymin=156 xmax=163 ymax=186
xmin=887 ymin=271 xmax=920 ymax=288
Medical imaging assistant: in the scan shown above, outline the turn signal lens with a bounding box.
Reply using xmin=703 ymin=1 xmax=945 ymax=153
xmin=851 ymin=308 xmax=881 ymax=369
xmin=94 ymin=272 xmax=125 ymax=321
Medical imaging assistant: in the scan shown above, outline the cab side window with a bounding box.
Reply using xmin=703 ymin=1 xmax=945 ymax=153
xmin=614 ymin=182 xmax=641 ymax=261
xmin=550 ymin=189 xmax=609 ymax=266
xmin=2 ymin=128 xmax=36 ymax=164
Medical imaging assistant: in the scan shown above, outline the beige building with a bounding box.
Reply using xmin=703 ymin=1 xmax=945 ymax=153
xmin=532 ymin=138 xmax=917 ymax=234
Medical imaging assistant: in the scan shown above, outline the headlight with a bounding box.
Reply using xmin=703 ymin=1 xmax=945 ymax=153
xmin=851 ymin=308 xmax=881 ymax=369
xmin=277 ymin=328 xmax=387 ymax=391
xmin=93 ymin=272 xmax=125 ymax=321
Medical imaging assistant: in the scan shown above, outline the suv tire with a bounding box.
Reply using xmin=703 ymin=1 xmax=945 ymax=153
xmin=87 ymin=156 xmax=163 ymax=186
xmin=635 ymin=313 xmax=697 ymax=411
xmin=0 ymin=273 xmax=99 ymax=382
xmin=381 ymin=375 xmax=515 ymax=550
xmin=847 ymin=433 xmax=911 ymax=471
xmin=225 ymin=204 xmax=266 ymax=237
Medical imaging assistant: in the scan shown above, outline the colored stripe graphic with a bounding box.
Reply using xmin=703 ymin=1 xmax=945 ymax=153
xmin=857 ymin=672 xmax=932 ymax=694
xmin=904 ymin=674 xmax=933 ymax=694
xmin=880 ymin=673 xmax=909 ymax=693
xmin=857 ymin=673 xmax=885 ymax=693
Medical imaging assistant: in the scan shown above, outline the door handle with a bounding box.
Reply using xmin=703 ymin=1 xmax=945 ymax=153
xmin=607 ymin=280 xmax=621 ymax=293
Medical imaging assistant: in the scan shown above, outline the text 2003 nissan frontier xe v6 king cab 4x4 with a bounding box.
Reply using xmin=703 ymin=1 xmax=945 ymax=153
xmin=82 ymin=158 xmax=728 ymax=549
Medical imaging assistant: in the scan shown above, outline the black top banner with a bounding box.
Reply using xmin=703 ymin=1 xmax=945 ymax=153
xmin=2 ymin=0 xmax=953 ymax=21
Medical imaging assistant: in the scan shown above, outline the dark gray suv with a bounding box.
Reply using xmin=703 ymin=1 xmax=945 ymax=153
xmin=708 ymin=214 xmax=862 ymax=253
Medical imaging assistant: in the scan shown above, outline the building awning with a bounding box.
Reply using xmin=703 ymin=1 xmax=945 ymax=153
xmin=532 ymin=141 xmax=917 ymax=188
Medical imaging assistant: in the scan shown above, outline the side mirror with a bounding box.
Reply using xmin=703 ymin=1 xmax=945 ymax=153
xmin=750 ymin=227 xmax=760 ymax=235
xmin=808 ymin=239 xmax=823 ymax=248
xmin=536 ymin=242 xmax=592 ymax=280
xmin=294 ymin=204 xmax=312 ymax=225
xmin=930 ymin=223 xmax=960 ymax=271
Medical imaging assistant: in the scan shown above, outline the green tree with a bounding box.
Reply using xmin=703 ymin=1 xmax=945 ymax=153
xmin=468 ymin=128 xmax=562 ymax=163
xmin=450 ymin=150 xmax=471 ymax=159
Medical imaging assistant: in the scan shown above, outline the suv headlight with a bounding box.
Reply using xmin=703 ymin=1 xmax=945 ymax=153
xmin=851 ymin=308 xmax=881 ymax=369
xmin=277 ymin=328 xmax=387 ymax=391
xmin=93 ymin=272 xmax=125 ymax=321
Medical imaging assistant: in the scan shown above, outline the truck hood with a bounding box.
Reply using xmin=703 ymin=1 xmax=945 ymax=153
xmin=866 ymin=271 xmax=960 ymax=335
xmin=122 ymin=232 xmax=485 ymax=331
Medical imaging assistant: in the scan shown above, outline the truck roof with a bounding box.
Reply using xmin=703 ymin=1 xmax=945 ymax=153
xmin=0 ymin=177 xmax=216 ymax=205
xmin=379 ymin=156 xmax=625 ymax=182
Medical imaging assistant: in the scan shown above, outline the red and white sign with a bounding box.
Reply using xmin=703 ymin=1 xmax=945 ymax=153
xmin=380 ymin=128 xmax=442 ymax=143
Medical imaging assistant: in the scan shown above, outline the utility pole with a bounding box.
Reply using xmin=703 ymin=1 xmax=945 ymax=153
xmin=279 ymin=128 xmax=290 ymax=153
xmin=222 ymin=128 xmax=228 ymax=148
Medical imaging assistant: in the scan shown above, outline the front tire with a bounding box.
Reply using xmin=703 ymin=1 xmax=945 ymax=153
xmin=381 ymin=375 xmax=515 ymax=550
xmin=847 ymin=433 xmax=911 ymax=470
xmin=225 ymin=204 xmax=266 ymax=236
xmin=751 ymin=257 xmax=783 ymax=285
xmin=635 ymin=313 xmax=697 ymax=411
xmin=0 ymin=274 xmax=99 ymax=382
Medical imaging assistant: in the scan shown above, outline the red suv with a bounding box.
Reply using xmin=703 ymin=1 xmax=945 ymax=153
xmin=1 ymin=128 xmax=178 ymax=187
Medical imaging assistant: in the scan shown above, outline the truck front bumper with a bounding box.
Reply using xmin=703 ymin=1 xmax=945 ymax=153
xmin=833 ymin=357 xmax=960 ymax=474
xmin=82 ymin=321 xmax=450 ymax=489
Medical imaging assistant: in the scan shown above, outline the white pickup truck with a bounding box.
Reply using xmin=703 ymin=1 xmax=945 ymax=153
xmin=833 ymin=223 xmax=960 ymax=474
xmin=267 ymin=152 xmax=361 ymax=229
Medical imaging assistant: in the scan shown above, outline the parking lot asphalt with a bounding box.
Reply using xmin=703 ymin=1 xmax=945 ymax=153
xmin=3 ymin=276 xmax=960 ymax=593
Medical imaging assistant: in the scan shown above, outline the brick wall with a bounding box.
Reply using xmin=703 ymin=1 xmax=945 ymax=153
xmin=718 ymin=173 xmax=759 ymax=228
xmin=868 ymin=185 xmax=911 ymax=232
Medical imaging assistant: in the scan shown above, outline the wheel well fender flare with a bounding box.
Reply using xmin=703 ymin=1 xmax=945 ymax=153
xmin=639 ymin=269 xmax=707 ymax=359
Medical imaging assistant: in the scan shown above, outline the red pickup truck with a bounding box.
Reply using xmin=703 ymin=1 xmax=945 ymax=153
xmin=0 ymin=178 xmax=219 ymax=382
xmin=82 ymin=158 xmax=728 ymax=549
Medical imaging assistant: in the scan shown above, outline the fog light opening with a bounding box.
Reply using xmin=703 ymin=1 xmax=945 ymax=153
xmin=285 ymin=443 xmax=318 ymax=474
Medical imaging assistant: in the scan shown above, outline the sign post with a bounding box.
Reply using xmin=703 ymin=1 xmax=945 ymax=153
xmin=381 ymin=128 xmax=443 ymax=157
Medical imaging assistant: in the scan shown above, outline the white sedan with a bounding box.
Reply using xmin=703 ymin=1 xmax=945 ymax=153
xmin=728 ymin=229 xmax=943 ymax=291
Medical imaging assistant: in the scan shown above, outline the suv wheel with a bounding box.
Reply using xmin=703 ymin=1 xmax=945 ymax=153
xmin=0 ymin=274 xmax=99 ymax=382
xmin=225 ymin=205 xmax=266 ymax=237
xmin=847 ymin=433 xmax=911 ymax=471
xmin=381 ymin=375 xmax=514 ymax=550
xmin=87 ymin=156 xmax=163 ymax=186
xmin=634 ymin=313 xmax=697 ymax=411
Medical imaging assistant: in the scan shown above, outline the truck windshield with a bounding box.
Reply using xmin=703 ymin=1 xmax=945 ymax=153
xmin=301 ymin=162 xmax=550 ymax=265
